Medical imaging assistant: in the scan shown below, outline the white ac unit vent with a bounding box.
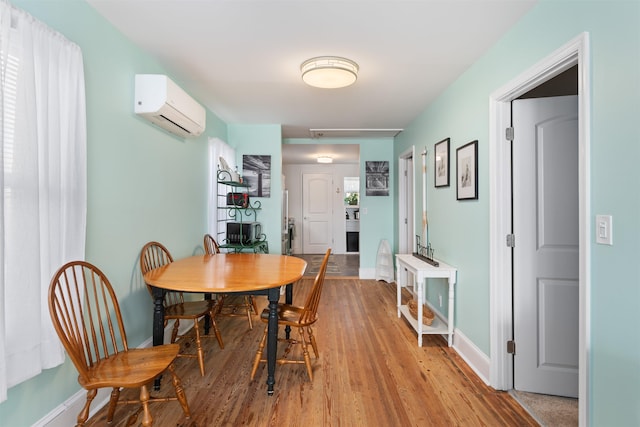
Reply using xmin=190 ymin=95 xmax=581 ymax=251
xmin=134 ymin=74 xmax=206 ymax=138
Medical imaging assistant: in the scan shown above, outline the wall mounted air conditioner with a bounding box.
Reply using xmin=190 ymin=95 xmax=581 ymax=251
xmin=134 ymin=74 xmax=206 ymax=138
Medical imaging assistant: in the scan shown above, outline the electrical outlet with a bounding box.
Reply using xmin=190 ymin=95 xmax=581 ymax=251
xmin=438 ymin=294 xmax=443 ymax=307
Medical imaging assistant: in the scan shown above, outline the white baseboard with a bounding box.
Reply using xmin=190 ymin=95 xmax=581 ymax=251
xmin=359 ymin=267 xmax=375 ymax=279
xmin=33 ymin=387 xmax=112 ymax=427
xmin=452 ymin=327 xmax=491 ymax=385
xmin=35 ymin=320 xmax=191 ymax=427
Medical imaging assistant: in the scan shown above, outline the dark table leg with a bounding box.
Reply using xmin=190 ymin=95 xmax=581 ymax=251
xmin=203 ymin=293 xmax=212 ymax=334
xmin=284 ymin=283 xmax=293 ymax=339
xmin=151 ymin=286 xmax=165 ymax=390
xmin=265 ymin=287 xmax=280 ymax=395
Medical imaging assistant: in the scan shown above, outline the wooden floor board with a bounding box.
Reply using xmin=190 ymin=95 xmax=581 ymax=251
xmin=83 ymin=278 xmax=537 ymax=426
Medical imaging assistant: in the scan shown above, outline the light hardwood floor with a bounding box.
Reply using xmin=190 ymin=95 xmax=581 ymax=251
xmin=84 ymin=278 xmax=538 ymax=426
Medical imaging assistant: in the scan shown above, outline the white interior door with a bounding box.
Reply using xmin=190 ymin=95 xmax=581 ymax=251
xmin=302 ymin=173 xmax=333 ymax=254
xmin=513 ymin=95 xmax=579 ymax=398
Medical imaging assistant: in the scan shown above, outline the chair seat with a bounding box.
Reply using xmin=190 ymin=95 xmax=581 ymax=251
xmin=259 ymin=304 xmax=317 ymax=327
xmin=80 ymin=344 xmax=181 ymax=389
xmin=164 ymin=300 xmax=213 ymax=318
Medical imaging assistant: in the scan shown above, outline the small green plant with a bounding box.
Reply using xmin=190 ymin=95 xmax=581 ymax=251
xmin=344 ymin=192 xmax=359 ymax=205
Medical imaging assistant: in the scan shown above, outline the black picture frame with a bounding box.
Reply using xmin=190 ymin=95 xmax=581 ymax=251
xmin=242 ymin=155 xmax=271 ymax=197
xmin=434 ymin=138 xmax=450 ymax=188
xmin=456 ymin=140 xmax=478 ymax=200
xmin=365 ymin=161 xmax=389 ymax=196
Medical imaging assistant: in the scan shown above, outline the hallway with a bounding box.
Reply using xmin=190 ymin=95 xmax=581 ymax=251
xmin=293 ymin=253 xmax=359 ymax=277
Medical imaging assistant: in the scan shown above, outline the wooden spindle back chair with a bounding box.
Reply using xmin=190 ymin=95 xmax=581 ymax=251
xmin=140 ymin=241 xmax=223 ymax=376
xmin=48 ymin=261 xmax=190 ymax=426
xmin=250 ymin=248 xmax=331 ymax=381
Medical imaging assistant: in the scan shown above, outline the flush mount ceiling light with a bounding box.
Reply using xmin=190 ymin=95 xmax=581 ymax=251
xmin=301 ymin=56 xmax=359 ymax=89
xmin=317 ymin=156 xmax=333 ymax=164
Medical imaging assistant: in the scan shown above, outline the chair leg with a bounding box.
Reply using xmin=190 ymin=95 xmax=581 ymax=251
xmin=250 ymin=326 xmax=268 ymax=379
xmin=215 ymin=294 xmax=226 ymax=315
xmin=244 ymin=296 xmax=254 ymax=329
xmin=76 ymin=388 xmax=97 ymax=426
xmin=192 ymin=319 xmax=206 ymax=376
xmin=106 ymin=387 xmax=120 ymax=423
xmin=171 ymin=319 xmax=180 ymax=344
xmin=139 ymin=384 xmax=153 ymax=427
xmin=167 ymin=362 xmax=191 ymax=418
xmin=249 ymin=296 xmax=259 ymax=314
xmin=208 ymin=310 xmax=224 ymax=349
xmin=298 ymin=327 xmax=314 ymax=381
xmin=307 ymin=326 xmax=319 ymax=358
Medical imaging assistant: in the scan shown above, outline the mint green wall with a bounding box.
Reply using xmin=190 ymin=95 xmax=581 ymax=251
xmin=358 ymin=139 xmax=395 ymax=269
xmin=0 ymin=1 xmax=227 ymax=425
xmin=394 ymin=1 xmax=640 ymax=425
xmin=228 ymin=124 xmax=283 ymax=253
xmin=3 ymin=0 xmax=639 ymax=426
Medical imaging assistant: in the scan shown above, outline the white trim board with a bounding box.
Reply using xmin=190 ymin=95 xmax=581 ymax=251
xmin=359 ymin=267 xmax=375 ymax=279
xmin=453 ymin=328 xmax=491 ymax=385
xmin=398 ymin=146 xmax=416 ymax=255
xmin=488 ymin=32 xmax=590 ymax=427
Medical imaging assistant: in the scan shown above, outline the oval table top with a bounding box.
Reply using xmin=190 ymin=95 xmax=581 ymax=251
xmin=143 ymin=253 xmax=307 ymax=293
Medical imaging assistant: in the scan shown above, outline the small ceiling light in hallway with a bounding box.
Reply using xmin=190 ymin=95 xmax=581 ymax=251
xmin=301 ymin=56 xmax=358 ymax=89
xmin=317 ymin=156 xmax=333 ymax=164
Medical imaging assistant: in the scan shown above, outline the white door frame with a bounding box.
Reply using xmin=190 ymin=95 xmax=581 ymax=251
xmin=488 ymin=33 xmax=590 ymax=425
xmin=398 ymin=147 xmax=416 ymax=254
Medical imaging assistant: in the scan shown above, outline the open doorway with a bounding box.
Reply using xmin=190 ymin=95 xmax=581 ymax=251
xmin=282 ymin=143 xmax=360 ymax=259
xmin=282 ymin=143 xmax=360 ymax=276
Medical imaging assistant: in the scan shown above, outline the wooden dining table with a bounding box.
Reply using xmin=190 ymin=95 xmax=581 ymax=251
xmin=143 ymin=253 xmax=307 ymax=395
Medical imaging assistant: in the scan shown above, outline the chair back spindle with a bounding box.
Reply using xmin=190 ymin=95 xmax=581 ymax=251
xmin=300 ymin=249 xmax=331 ymax=325
xmin=49 ymin=261 xmax=128 ymax=382
xmin=140 ymin=241 xmax=184 ymax=306
xmin=203 ymin=234 xmax=220 ymax=255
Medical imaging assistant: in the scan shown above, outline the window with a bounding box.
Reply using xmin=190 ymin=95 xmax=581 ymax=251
xmin=0 ymin=2 xmax=87 ymax=401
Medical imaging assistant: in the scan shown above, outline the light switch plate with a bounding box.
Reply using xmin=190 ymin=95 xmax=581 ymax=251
xmin=595 ymin=215 xmax=613 ymax=245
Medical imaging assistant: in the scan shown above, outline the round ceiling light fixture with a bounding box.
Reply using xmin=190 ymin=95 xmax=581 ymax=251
xmin=301 ymin=56 xmax=359 ymax=89
xmin=317 ymin=156 xmax=333 ymax=164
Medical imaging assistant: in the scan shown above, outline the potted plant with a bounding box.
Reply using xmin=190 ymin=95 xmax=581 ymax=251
xmin=344 ymin=192 xmax=358 ymax=205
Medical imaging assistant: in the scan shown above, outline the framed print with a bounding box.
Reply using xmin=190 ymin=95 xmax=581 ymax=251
xmin=242 ymin=155 xmax=271 ymax=197
xmin=456 ymin=140 xmax=478 ymax=200
xmin=365 ymin=161 xmax=389 ymax=196
xmin=434 ymin=138 xmax=450 ymax=188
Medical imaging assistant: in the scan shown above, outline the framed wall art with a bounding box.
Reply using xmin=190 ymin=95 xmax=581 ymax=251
xmin=456 ymin=140 xmax=478 ymax=200
xmin=434 ymin=138 xmax=450 ymax=188
xmin=365 ymin=161 xmax=389 ymax=196
xmin=242 ymin=154 xmax=271 ymax=197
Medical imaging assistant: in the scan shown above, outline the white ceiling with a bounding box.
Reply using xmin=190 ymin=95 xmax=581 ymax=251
xmin=87 ymin=0 xmax=537 ymax=157
xmin=282 ymin=143 xmax=360 ymax=164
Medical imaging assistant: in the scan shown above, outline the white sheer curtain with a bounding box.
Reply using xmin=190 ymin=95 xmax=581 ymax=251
xmin=0 ymin=1 xmax=87 ymax=402
xmin=208 ymin=137 xmax=236 ymax=242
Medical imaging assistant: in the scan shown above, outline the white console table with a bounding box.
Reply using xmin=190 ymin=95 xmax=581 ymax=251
xmin=395 ymin=254 xmax=457 ymax=347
